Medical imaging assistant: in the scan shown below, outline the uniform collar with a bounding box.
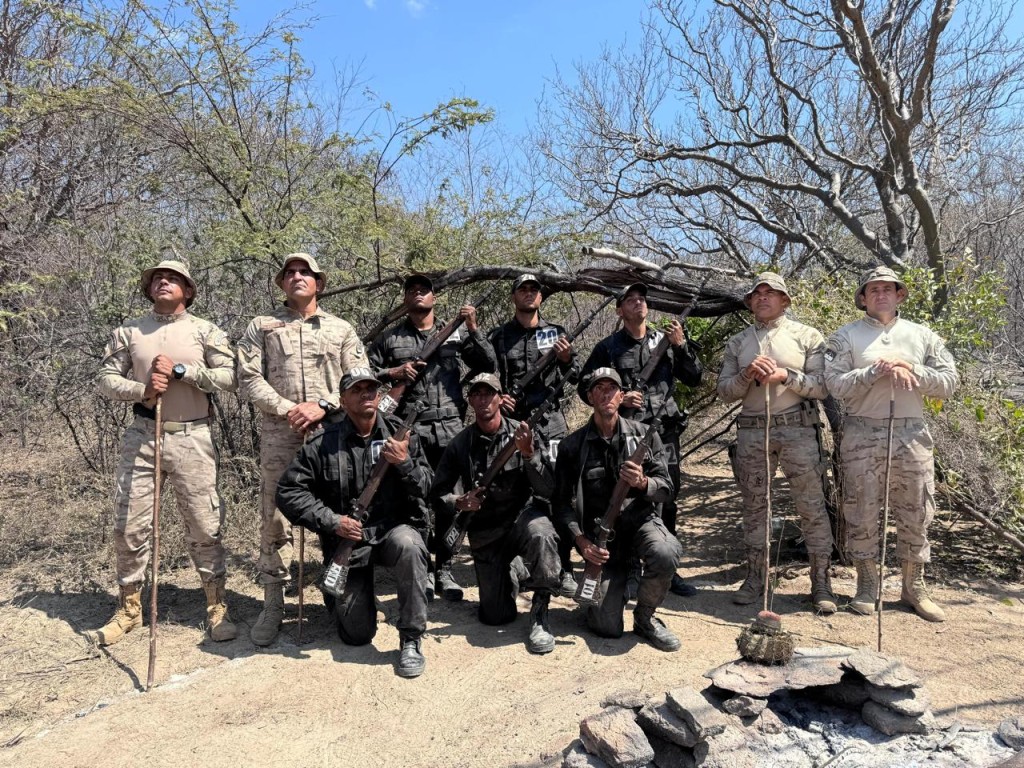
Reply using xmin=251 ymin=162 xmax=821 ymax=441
xmin=279 ymin=303 xmax=325 ymax=321
xmin=753 ymin=315 xmax=786 ymax=331
xmin=862 ymin=312 xmax=901 ymax=330
xmin=150 ymin=309 xmax=189 ymax=323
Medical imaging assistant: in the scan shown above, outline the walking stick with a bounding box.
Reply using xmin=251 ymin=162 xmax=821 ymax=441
xmin=297 ymin=522 xmax=305 ymax=644
xmin=877 ymin=378 xmax=896 ymax=652
xmin=146 ymin=395 xmax=163 ymax=692
xmin=762 ymin=383 xmax=772 ymax=613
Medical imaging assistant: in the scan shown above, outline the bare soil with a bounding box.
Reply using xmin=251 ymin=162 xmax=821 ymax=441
xmin=1 ymin=445 xmax=1022 ymax=768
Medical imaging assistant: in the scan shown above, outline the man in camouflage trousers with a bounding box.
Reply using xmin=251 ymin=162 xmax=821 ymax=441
xmin=89 ymin=256 xmax=236 ymax=646
xmin=825 ymin=266 xmax=959 ymax=622
xmin=718 ymin=273 xmax=836 ymax=613
xmin=368 ymin=273 xmax=497 ymax=601
xmin=237 ymin=253 xmax=368 ymax=646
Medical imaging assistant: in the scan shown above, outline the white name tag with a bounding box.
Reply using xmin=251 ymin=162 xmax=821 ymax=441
xmin=370 ymin=439 xmax=385 ymax=463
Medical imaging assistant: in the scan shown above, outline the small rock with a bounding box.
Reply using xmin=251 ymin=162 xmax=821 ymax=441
xmin=866 ymin=683 xmax=930 ymax=717
xmin=705 ymin=646 xmax=850 ymax=698
xmin=563 ymin=740 xmax=611 ymax=768
xmin=602 ymin=690 xmax=654 ymax=711
xmin=665 ymin=687 xmax=730 ymax=739
xmin=580 ymin=707 xmax=655 ymax=768
xmin=755 ymin=708 xmax=787 ymax=735
xmin=842 ymin=649 xmax=923 ymax=690
xmin=637 ymin=698 xmax=700 ymax=748
xmin=722 ymin=695 xmax=766 ymax=718
xmin=646 ymin=733 xmax=696 ymax=768
xmin=861 ymin=700 xmax=934 ymax=736
xmin=692 ymin=727 xmax=759 ymax=768
xmin=998 ymin=716 xmax=1024 ymax=750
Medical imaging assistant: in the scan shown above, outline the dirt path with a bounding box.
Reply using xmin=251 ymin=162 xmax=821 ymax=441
xmin=1 ymin=460 xmax=1022 ymax=767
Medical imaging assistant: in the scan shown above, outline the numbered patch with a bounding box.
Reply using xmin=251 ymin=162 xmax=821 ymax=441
xmin=370 ymin=439 xmax=386 ymax=463
xmin=446 ymin=329 xmax=462 ymax=344
xmin=547 ymin=439 xmax=560 ymax=463
xmin=648 ymin=331 xmax=663 ymax=349
xmin=824 ymin=347 xmax=837 ymax=363
xmin=535 ymin=326 xmax=559 ymax=351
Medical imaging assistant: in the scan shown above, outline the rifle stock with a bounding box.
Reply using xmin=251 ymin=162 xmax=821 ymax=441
xmin=443 ymin=372 xmax=572 ymax=554
xmin=574 ymin=419 xmax=661 ymax=607
xmin=321 ymin=407 xmax=422 ymax=597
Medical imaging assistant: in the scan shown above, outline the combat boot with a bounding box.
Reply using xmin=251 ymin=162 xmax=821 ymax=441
xmin=250 ymin=583 xmax=285 ymax=646
xmin=397 ymin=635 xmax=426 ymax=678
xmin=203 ymin=578 xmax=237 ymax=642
xmin=86 ymin=583 xmax=143 ymax=646
xmin=633 ymin=605 xmax=681 ymax=652
xmin=526 ymin=592 xmax=555 ymax=654
xmin=809 ymin=553 xmax=838 ymax=614
xmin=900 ymin=561 xmax=946 ymax=622
xmin=733 ymin=549 xmax=766 ymax=605
xmin=558 ymin=569 xmax=578 ymax=599
xmin=849 ymin=559 xmax=878 ymax=616
xmin=435 ymin=561 xmax=464 ymax=602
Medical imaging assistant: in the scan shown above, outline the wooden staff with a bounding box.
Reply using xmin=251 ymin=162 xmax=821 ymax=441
xmin=877 ymin=378 xmax=896 ymax=652
xmin=762 ymin=382 xmax=772 ymax=613
xmin=146 ymin=395 xmax=163 ymax=692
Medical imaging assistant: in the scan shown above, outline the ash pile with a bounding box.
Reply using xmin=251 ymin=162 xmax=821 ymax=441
xmin=533 ymin=647 xmax=1023 ymax=768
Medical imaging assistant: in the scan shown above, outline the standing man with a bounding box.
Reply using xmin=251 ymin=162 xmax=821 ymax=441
xmin=430 ymin=373 xmax=561 ymax=655
xmin=578 ymin=283 xmax=702 ymax=597
xmin=478 ymin=273 xmax=578 ymax=596
xmin=275 ymin=369 xmax=432 ymax=677
xmin=825 ymin=267 xmax=958 ymax=622
xmin=717 ymin=273 xmax=836 ymax=613
xmin=368 ymin=274 xmax=497 ymax=601
xmin=555 ymin=368 xmax=683 ymax=652
xmin=237 ymin=253 xmax=367 ymax=647
xmin=89 ymin=255 xmax=236 ymax=646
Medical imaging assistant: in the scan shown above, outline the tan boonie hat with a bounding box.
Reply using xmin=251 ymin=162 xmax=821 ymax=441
xmin=586 ymin=367 xmax=623 ymax=392
xmin=467 ymin=372 xmax=502 ymax=394
xmin=743 ymin=272 xmax=790 ymax=308
xmin=854 ymin=265 xmax=907 ymax=310
xmin=275 ymin=253 xmax=326 ymax=289
xmin=141 ymin=259 xmax=197 ymax=307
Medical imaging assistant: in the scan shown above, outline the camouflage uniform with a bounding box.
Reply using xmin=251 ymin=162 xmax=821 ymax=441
xmin=718 ymin=316 xmax=833 ymax=556
xmin=98 ymin=310 xmax=236 ymax=586
xmin=824 ymin=316 xmax=958 ymax=563
xmin=237 ymin=305 xmax=367 ymax=585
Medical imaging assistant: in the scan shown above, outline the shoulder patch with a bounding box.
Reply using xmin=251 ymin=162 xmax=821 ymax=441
xmin=823 ymin=348 xmax=837 ymax=363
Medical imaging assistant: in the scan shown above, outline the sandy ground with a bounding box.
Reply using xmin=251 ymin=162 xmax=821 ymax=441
xmin=1 ymin=459 xmax=1022 ymax=768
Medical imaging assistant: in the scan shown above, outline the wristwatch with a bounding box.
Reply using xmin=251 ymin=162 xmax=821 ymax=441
xmin=172 ymin=363 xmax=187 ymax=380
xmin=318 ymin=398 xmax=335 ymax=414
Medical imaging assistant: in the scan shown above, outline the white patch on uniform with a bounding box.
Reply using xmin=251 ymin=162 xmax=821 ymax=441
xmin=625 ymin=435 xmax=640 ymax=455
xmin=648 ymin=331 xmax=663 ymax=349
xmin=535 ymin=327 xmax=558 ymax=351
xmin=446 ymin=329 xmax=462 ymax=343
xmin=547 ymin=439 xmax=560 ymax=463
xmin=370 ymin=439 xmax=385 ymax=463
xmin=824 ymin=348 xmax=837 ymax=363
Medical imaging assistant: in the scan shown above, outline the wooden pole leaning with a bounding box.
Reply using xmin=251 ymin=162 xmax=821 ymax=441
xmin=877 ymin=378 xmax=896 ymax=653
xmin=762 ymin=383 xmax=772 ymax=614
xmin=146 ymin=395 xmax=163 ymax=692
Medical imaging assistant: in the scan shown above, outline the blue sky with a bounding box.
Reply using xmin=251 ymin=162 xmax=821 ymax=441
xmin=234 ymin=0 xmax=647 ymax=134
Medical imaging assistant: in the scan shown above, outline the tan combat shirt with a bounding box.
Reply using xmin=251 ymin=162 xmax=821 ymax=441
xmin=824 ymin=314 xmax=959 ymax=419
xmin=237 ymin=305 xmax=367 ymax=417
xmin=98 ymin=311 xmax=236 ymax=422
xmin=718 ymin=316 xmax=827 ymax=416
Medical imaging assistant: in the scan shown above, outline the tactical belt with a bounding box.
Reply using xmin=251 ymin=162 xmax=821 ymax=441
xmin=737 ymin=402 xmax=819 ymax=429
xmin=845 ymin=415 xmax=925 ymax=428
xmin=133 ymin=403 xmax=210 ymax=434
xmin=415 ymin=406 xmax=460 ymax=422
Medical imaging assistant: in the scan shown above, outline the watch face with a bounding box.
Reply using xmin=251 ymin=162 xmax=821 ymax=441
xmin=173 ymin=364 xmax=186 ymax=379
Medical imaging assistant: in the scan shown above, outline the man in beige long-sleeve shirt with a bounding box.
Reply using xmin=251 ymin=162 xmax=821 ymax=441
xmin=237 ymin=253 xmax=367 ymax=646
xmin=718 ymin=273 xmax=836 ymax=613
xmin=89 ymin=257 xmax=237 ymax=646
xmin=825 ymin=266 xmax=958 ymax=622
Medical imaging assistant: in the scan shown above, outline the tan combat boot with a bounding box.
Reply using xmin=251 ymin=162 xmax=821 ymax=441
xmin=900 ymin=561 xmax=946 ymax=622
xmin=849 ymin=559 xmax=878 ymax=615
xmin=733 ymin=549 xmax=766 ymax=605
xmin=86 ymin=583 xmax=143 ymax=646
xmin=809 ymin=553 xmax=838 ymax=614
xmin=250 ymin=583 xmax=285 ymax=646
xmin=203 ymin=578 xmax=238 ymax=641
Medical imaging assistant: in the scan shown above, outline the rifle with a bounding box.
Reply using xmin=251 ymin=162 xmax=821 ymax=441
xmin=443 ymin=372 xmax=572 ymax=554
xmin=378 ymin=279 xmax=505 ymax=415
xmin=321 ymin=405 xmax=423 ymax=598
xmin=507 ymin=295 xmax=615 ymax=405
xmin=573 ymin=418 xmax=662 ymax=607
xmin=620 ymin=274 xmax=710 ymax=419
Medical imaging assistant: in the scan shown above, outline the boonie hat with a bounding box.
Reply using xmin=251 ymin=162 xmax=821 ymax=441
xmin=403 ymin=273 xmax=434 ymax=292
xmin=511 ymin=273 xmax=542 ymax=293
xmin=743 ymin=272 xmax=790 ymax=308
xmin=616 ymin=283 xmax=648 ymax=306
xmin=340 ymin=368 xmax=380 ymax=391
xmin=586 ymin=367 xmax=623 ymax=391
xmin=467 ymin=372 xmax=502 ymax=394
xmin=275 ymin=253 xmax=326 ymax=289
xmin=141 ymin=256 xmax=197 ymax=308
xmin=854 ymin=266 xmax=907 ymax=310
